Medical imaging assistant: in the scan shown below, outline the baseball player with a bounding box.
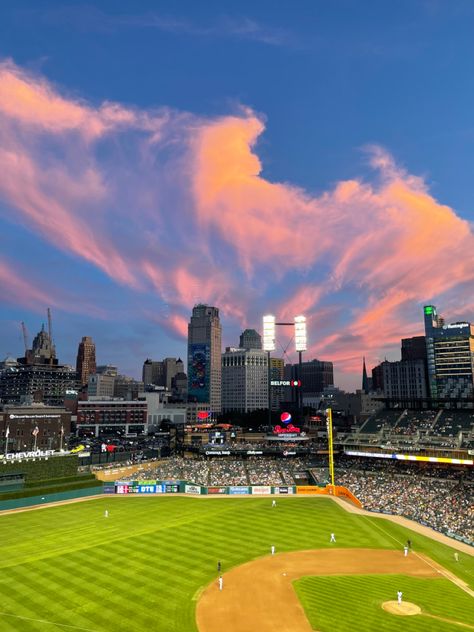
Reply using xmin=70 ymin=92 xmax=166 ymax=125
xmin=403 ymin=545 xmax=408 ymax=557
xmin=105 ymin=509 xmax=108 ymax=518
xmin=272 ymin=500 xmax=276 ymax=507
xmin=330 ymin=533 xmax=336 ymax=543
xmin=397 ymin=591 xmax=403 ymax=605
xmin=271 ymin=545 xmax=275 ymax=555
xmin=454 ymin=552 xmax=459 ymax=562
xmin=218 ymin=576 xmax=223 ymax=591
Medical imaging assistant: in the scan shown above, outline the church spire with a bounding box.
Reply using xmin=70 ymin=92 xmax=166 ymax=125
xmin=362 ymin=357 xmax=369 ymax=394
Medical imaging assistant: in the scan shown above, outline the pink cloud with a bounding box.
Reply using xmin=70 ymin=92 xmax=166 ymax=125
xmin=2 ymin=60 xmax=474 ymax=385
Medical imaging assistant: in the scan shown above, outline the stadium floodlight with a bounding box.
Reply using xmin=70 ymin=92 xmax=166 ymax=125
xmin=294 ymin=315 xmax=307 ymax=352
xmin=262 ymin=315 xmax=276 ymax=351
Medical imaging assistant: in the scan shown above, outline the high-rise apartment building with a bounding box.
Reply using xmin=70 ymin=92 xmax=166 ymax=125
xmin=76 ymin=336 xmax=96 ymax=386
xmin=239 ymin=329 xmax=262 ymax=350
xmin=221 ymin=348 xmax=268 ymax=413
xmin=88 ymin=373 xmax=115 ymax=398
xmin=142 ymin=357 xmax=184 ymax=390
xmin=0 ymin=324 xmax=77 ymax=405
xmin=424 ymin=305 xmax=474 ymax=399
xmin=381 ymin=359 xmax=428 ymax=400
xmin=187 ymin=305 xmax=222 ymax=412
xmin=285 ymin=359 xmax=334 ymax=396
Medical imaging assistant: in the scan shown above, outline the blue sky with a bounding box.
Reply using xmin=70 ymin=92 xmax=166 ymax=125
xmin=1 ymin=1 xmax=474 ymax=390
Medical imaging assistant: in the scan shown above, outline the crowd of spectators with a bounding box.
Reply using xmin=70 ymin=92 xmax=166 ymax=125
xmin=115 ymin=455 xmax=312 ymax=486
xmin=336 ymin=468 xmax=473 ymax=543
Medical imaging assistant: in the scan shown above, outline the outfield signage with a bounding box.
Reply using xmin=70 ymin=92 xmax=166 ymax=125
xmin=9 ymin=414 xmax=61 ymax=419
xmin=251 ymin=486 xmax=272 ymax=495
xmin=296 ymin=486 xmax=322 ymax=494
xmin=345 ymin=450 xmax=473 ymax=466
xmin=4 ymin=449 xmax=55 ymax=461
xmin=229 ymin=486 xmax=250 ymax=495
xmin=205 ymin=451 xmax=231 ymax=456
xmin=208 ymin=487 xmax=227 ymax=494
xmin=185 ymin=484 xmax=201 ymax=494
xmin=273 ymin=425 xmax=301 ymax=435
xmin=273 ymin=486 xmax=294 ymax=494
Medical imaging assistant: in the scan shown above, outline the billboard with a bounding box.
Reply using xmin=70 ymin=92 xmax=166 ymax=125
xmin=273 ymin=486 xmax=294 ymax=494
xmin=251 ymin=486 xmax=272 ymax=495
xmin=229 ymin=486 xmax=250 ymax=495
xmin=188 ymin=344 xmax=209 ymax=402
xmin=208 ymin=487 xmax=227 ymax=494
xmin=185 ymin=484 xmax=201 ymax=494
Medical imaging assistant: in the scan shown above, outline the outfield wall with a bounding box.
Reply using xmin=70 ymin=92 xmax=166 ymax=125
xmin=0 ymin=454 xmax=79 ymax=482
xmin=103 ymin=481 xmax=361 ymax=505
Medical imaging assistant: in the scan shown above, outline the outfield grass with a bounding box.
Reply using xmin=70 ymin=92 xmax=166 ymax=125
xmin=294 ymin=575 xmax=474 ymax=631
xmin=0 ymin=496 xmax=472 ymax=631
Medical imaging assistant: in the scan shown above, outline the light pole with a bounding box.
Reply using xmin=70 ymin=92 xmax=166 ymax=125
xmin=263 ymin=314 xmax=308 ymax=428
xmin=263 ymin=315 xmax=276 ymax=429
xmin=294 ymin=316 xmax=307 ymax=424
xmin=4 ymin=425 xmax=9 ymax=458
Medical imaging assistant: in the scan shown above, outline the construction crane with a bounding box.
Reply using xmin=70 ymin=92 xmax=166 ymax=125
xmin=47 ymin=308 xmax=54 ymax=365
xmin=20 ymin=321 xmax=29 ymax=354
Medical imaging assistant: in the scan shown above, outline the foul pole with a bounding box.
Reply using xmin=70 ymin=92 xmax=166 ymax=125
xmin=326 ymin=408 xmax=335 ymax=488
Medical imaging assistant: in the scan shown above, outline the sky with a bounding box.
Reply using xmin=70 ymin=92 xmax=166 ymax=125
xmin=1 ymin=0 xmax=474 ymax=391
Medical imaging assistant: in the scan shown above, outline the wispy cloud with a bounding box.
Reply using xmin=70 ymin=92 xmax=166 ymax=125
xmin=36 ymin=5 xmax=292 ymax=46
xmin=1 ymin=60 xmax=474 ymax=380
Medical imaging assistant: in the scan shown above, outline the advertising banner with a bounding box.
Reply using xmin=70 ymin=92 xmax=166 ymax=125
xmin=296 ymin=486 xmax=323 ymax=494
xmin=137 ymin=484 xmax=157 ymax=494
xmin=228 ymin=486 xmax=250 ymax=495
xmin=185 ymin=484 xmax=202 ymax=494
xmin=251 ymin=486 xmax=272 ymax=495
xmin=273 ymin=486 xmax=294 ymax=494
xmin=165 ymin=483 xmax=179 ymax=493
xmin=116 ymin=484 xmax=129 ymax=494
xmin=103 ymin=484 xmax=116 ymax=494
xmin=207 ymin=486 xmax=227 ymax=494
xmin=188 ymin=343 xmax=209 ymax=402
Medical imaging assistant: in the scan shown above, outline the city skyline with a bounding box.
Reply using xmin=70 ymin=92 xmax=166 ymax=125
xmin=2 ymin=1 xmax=474 ymax=390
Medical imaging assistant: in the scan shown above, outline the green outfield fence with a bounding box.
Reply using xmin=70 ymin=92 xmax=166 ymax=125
xmin=0 ymin=485 xmax=103 ymax=511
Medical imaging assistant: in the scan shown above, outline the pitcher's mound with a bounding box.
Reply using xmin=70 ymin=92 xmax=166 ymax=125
xmin=382 ymin=601 xmax=421 ymax=616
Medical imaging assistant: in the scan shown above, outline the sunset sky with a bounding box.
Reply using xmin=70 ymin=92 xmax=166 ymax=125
xmin=1 ymin=0 xmax=474 ymax=390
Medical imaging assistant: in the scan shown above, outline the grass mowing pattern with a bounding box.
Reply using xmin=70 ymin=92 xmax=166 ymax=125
xmin=294 ymin=575 xmax=474 ymax=631
xmin=0 ymin=497 xmax=472 ymax=631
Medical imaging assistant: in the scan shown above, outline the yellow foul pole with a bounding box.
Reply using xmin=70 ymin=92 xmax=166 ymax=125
xmin=326 ymin=408 xmax=335 ymax=488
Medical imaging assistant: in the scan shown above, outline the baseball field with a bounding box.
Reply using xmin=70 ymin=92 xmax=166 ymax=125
xmin=0 ymin=495 xmax=472 ymax=631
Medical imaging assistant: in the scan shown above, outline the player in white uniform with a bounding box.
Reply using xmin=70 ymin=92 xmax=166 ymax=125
xmin=271 ymin=545 xmax=275 ymax=555
xmin=330 ymin=533 xmax=336 ymax=543
xmin=218 ymin=576 xmax=223 ymax=591
xmin=397 ymin=591 xmax=403 ymax=605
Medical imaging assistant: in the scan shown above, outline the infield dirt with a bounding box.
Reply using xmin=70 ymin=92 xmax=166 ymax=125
xmin=196 ymin=548 xmax=439 ymax=632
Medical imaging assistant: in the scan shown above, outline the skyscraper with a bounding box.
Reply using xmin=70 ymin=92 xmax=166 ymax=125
xmin=239 ymin=329 xmax=262 ymax=350
xmin=424 ymin=305 xmax=474 ymax=399
xmin=222 ymin=348 xmax=268 ymax=413
xmin=76 ymin=336 xmax=96 ymax=386
xmin=187 ymin=305 xmax=222 ymax=413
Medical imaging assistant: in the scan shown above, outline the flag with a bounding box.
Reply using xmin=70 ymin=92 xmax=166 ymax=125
xmin=5 ymin=426 xmax=9 ymax=438
xmin=32 ymin=426 xmax=39 ymax=437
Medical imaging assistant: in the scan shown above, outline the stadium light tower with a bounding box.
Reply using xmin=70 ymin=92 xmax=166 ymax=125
xmin=263 ymin=315 xmax=276 ymax=427
xmin=294 ymin=315 xmax=307 ymax=417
